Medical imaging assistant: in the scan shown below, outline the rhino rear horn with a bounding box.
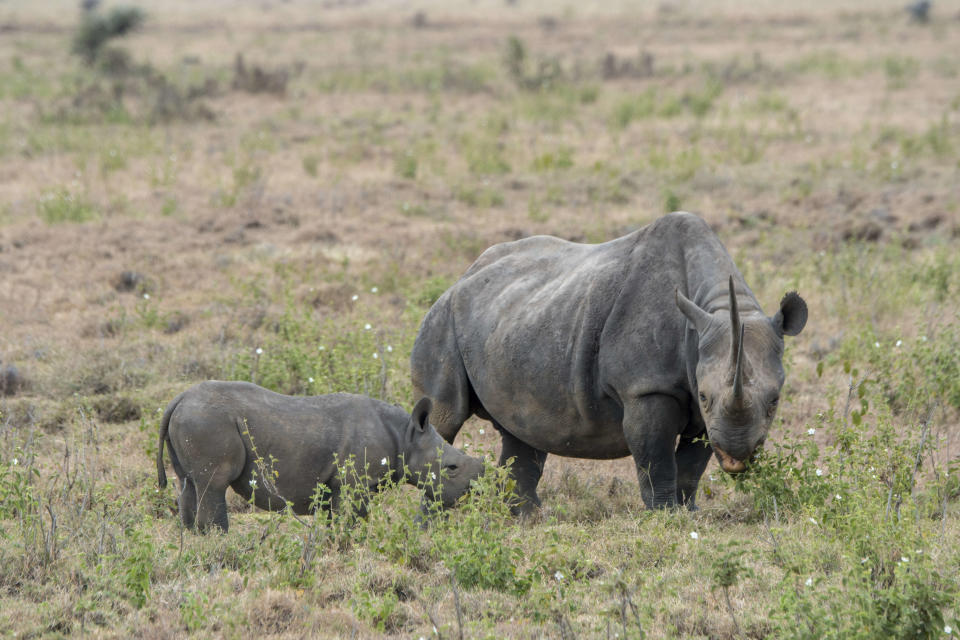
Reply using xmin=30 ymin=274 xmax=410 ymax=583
xmin=676 ymin=288 xmax=711 ymax=332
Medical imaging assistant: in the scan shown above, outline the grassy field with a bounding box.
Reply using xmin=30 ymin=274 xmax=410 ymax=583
xmin=1 ymin=0 xmax=959 ymax=637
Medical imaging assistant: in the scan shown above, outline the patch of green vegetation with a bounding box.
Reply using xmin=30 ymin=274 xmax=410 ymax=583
xmin=302 ymin=154 xmax=319 ymax=177
xmin=531 ymin=147 xmax=574 ymax=172
xmin=230 ymin=299 xmax=413 ymax=402
xmin=393 ymin=149 xmax=417 ymax=179
xmin=454 ymin=183 xmax=505 ymax=208
xmin=785 ymin=50 xmax=865 ymax=79
xmin=884 ymin=55 xmax=920 ymax=90
xmin=36 ymin=187 xmax=98 ymax=224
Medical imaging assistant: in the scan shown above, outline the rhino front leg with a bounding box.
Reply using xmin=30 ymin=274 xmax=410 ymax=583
xmin=497 ymin=425 xmax=548 ymax=517
xmin=675 ymin=432 xmax=712 ymax=510
xmin=623 ymin=394 xmax=684 ymax=509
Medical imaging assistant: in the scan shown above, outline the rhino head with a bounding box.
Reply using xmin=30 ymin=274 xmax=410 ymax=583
xmin=402 ymin=397 xmax=485 ymax=508
xmin=677 ymin=277 xmax=807 ymax=473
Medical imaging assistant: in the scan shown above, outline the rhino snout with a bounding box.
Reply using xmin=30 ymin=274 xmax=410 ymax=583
xmin=714 ymin=446 xmax=747 ymax=474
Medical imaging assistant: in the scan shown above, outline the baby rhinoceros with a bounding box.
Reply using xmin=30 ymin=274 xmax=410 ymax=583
xmin=156 ymin=381 xmax=484 ymax=532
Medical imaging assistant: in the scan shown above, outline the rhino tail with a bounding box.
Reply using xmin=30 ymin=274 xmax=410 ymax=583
xmin=157 ymin=391 xmax=186 ymax=489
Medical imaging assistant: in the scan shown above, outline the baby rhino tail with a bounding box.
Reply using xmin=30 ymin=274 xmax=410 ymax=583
xmin=157 ymin=392 xmax=186 ymax=488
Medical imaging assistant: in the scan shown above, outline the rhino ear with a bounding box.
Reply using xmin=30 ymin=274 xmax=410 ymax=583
xmin=676 ymin=288 xmax=711 ymax=333
xmin=774 ymin=292 xmax=808 ymax=337
xmin=407 ymin=397 xmax=433 ymax=441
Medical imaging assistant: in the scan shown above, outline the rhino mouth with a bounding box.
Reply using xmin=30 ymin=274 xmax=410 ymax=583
xmin=713 ymin=446 xmax=747 ymax=474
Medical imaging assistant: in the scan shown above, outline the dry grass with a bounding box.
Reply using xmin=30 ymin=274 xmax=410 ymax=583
xmin=1 ymin=0 xmax=959 ymax=637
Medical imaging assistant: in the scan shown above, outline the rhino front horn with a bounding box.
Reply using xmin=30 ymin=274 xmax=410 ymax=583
xmin=728 ymin=276 xmax=741 ymax=366
xmin=732 ymin=323 xmax=745 ymax=403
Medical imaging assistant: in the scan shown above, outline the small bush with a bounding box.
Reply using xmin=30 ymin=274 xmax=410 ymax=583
xmin=73 ymin=7 xmax=146 ymax=66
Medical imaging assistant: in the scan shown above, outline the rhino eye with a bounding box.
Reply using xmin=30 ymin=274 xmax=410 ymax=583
xmin=698 ymin=392 xmax=711 ymax=411
xmin=444 ymin=463 xmax=459 ymax=472
xmin=768 ymin=396 xmax=779 ymax=415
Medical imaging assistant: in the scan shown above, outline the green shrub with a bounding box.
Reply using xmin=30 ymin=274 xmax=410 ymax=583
xmin=73 ymin=7 xmax=146 ymax=66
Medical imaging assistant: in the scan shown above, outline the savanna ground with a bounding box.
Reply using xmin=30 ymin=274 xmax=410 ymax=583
xmin=1 ymin=0 xmax=959 ymax=637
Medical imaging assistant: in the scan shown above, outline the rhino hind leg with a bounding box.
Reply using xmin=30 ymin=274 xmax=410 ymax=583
xmin=497 ymin=426 xmax=548 ymax=517
xmin=191 ymin=474 xmax=231 ymax=533
xmin=178 ymin=477 xmax=198 ymax=530
xmin=674 ymin=433 xmax=713 ymax=510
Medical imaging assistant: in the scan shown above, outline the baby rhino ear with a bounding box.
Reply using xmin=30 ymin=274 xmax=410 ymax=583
xmin=774 ymin=292 xmax=808 ymax=337
xmin=406 ymin=397 xmax=433 ymax=442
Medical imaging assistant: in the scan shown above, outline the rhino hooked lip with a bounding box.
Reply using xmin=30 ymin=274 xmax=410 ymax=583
xmin=713 ymin=446 xmax=747 ymax=473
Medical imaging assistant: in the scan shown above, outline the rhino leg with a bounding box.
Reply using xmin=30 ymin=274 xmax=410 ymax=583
xmin=497 ymin=426 xmax=548 ymax=517
xmin=675 ymin=432 xmax=712 ymax=510
xmin=197 ymin=478 xmax=229 ymax=533
xmin=622 ymin=394 xmax=684 ymax=509
xmin=178 ymin=477 xmax=197 ymax=530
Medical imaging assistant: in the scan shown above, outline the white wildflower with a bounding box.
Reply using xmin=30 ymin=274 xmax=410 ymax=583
xmin=891 ymin=161 xmax=899 ymax=170
xmin=809 ymin=518 xmax=818 ymax=526
xmin=381 ymin=457 xmax=388 ymax=466
xmin=157 ymin=407 xmax=162 ymax=413
xmin=807 ymin=428 xmax=816 ymax=436
xmin=805 ymin=577 xmax=813 ymax=587
xmin=255 ymin=347 xmax=263 ymax=355
xmin=370 ymin=287 xmax=378 ymax=293
xmin=249 ymin=479 xmax=257 ymax=489
xmin=373 ymin=352 xmax=379 ymax=359
xmin=690 ymin=531 xmax=699 ymax=540
xmin=944 ymin=625 xmax=952 ymax=635
xmin=895 ymin=339 xmax=902 ymax=347
xmin=554 ymin=571 xmax=564 ymax=582
xmin=430 ymin=472 xmax=437 ymax=480
xmin=364 ymin=323 xmax=372 ymax=330
xmin=478 ymin=428 xmax=485 ymax=435
xmin=920 ymin=335 xmax=927 ymax=342
xmin=386 ymin=345 xmax=393 ymax=353
xmin=308 ymin=377 xmax=314 ymax=383
xmin=861 ymin=557 xmax=868 ymax=564
xmin=900 ymin=556 xmax=909 ymax=563
xmin=351 ymin=294 xmax=359 ymax=301
xmin=12 ymin=458 xmax=18 ymax=465
xmin=874 ymin=341 xmax=880 ymax=348
xmin=816 ymin=468 xmax=823 ymax=477
xmin=318 ymin=345 xmax=325 ymax=351
xmin=835 ymin=494 xmax=842 ymax=500
xmin=143 ymin=293 xmax=150 ymax=300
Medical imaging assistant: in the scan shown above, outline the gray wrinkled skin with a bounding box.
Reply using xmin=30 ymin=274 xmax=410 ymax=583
xmin=411 ymin=212 xmax=807 ymax=512
xmin=156 ymin=381 xmax=484 ymax=532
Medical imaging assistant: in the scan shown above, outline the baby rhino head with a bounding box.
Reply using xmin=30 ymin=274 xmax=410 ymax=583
xmin=402 ymin=397 xmax=484 ymax=508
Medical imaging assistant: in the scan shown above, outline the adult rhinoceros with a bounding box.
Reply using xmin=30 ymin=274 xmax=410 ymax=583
xmin=411 ymin=212 xmax=807 ymax=512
